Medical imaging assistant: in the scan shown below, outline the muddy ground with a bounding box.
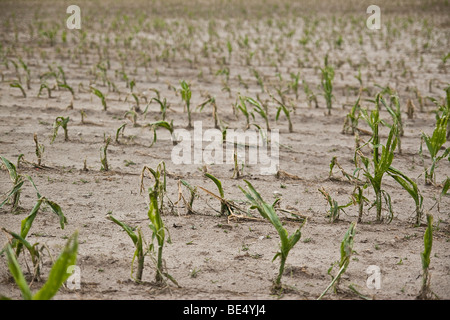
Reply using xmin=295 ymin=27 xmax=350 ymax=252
xmin=0 ymin=0 xmax=449 ymax=300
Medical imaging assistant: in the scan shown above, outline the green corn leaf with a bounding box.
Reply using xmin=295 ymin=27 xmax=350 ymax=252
xmin=147 ymin=190 xmax=165 ymax=245
xmin=106 ymin=214 xmax=138 ymax=245
xmin=240 ymin=180 xmax=293 ymax=257
xmin=204 ymin=173 xmax=224 ymax=198
xmin=44 ymin=199 xmax=67 ymax=230
xmin=2 ymin=228 xmax=35 ymax=256
xmin=33 ymin=232 xmax=78 ymax=300
xmin=4 ymin=244 xmax=33 ymax=300
xmin=18 ymin=199 xmax=44 ymax=254
xmin=26 ymin=175 xmax=42 ymax=199
xmin=441 ymin=177 xmax=450 ymax=197
xmin=1 ymin=156 xmax=19 ymax=182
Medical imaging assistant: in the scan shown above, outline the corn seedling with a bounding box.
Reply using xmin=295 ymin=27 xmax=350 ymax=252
xmin=90 ymin=86 xmax=107 ymax=111
xmin=204 ymin=172 xmax=232 ymax=215
xmin=247 ymin=96 xmax=270 ymax=132
xmin=387 ymin=167 xmax=423 ymax=226
xmin=175 ymin=179 xmax=197 ymax=215
xmin=115 ymin=123 xmax=126 ymax=144
xmin=2 ymin=227 xmax=44 ymax=282
xmin=33 ymin=133 xmax=44 ymax=166
xmin=140 ymin=163 xmax=178 ymax=286
xmin=180 ymin=80 xmax=192 ymax=128
xmin=100 ymin=135 xmax=111 ymax=171
xmin=435 ymin=177 xmax=450 ymax=212
xmin=18 ymin=58 xmax=31 ymax=89
xmin=239 ymin=180 xmax=305 ymax=292
xmin=236 ymin=94 xmax=251 ymax=129
xmin=38 ymin=82 xmax=54 ymax=98
xmin=125 ymin=92 xmax=141 ymax=112
xmin=358 ymin=95 xmax=398 ymax=222
xmin=352 ymin=186 xmax=368 ymax=223
xmin=51 ymin=116 xmax=69 ymax=143
xmin=80 ymin=109 xmax=86 ymax=124
xmin=1 ymin=173 xmax=67 ymax=280
xmin=318 ymin=222 xmax=357 ymax=299
xmin=320 ymin=55 xmax=335 ymax=115
xmin=151 ymin=97 xmax=170 ymax=121
xmin=124 ymin=108 xmax=138 ymax=127
xmin=148 ymin=120 xmax=175 ymax=147
xmin=303 ymin=79 xmax=318 ymax=108
xmin=289 ymin=72 xmax=300 ymax=100
xmin=251 ymin=68 xmax=264 ymax=92
xmin=419 ymin=87 xmax=450 ymax=185
xmin=57 ymin=83 xmax=74 ymax=99
xmin=106 ymin=214 xmax=146 ymax=282
xmin=342 ymin=96 xmax=361 ymax=135
xmin=318 ymin=187 xmax=352 ymax=223
xmin=2 ymin=231 xmax=78 ymax=300
xmin=380 ymin=95 xmax=404 ymax=154
xmin=231 ymin=151 xmax=244 ymax=179
xmin=418 ymin=214 xmax=435 ymax=299
xmin=40 ymin=27 xmax=57 ymax=47
xmin=197 ymin=95 xmax=219 ymax=129
xmin=10 ymin=80 xmax=26 ymax=97
xmin=271 ymin=93 xmax=293 ymax=133
xmin=0 ymin=156 xmax=24 ymax=212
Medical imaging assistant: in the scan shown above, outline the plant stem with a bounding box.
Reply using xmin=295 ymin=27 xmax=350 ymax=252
xmin=376 ymin=189 xmax=382 ymax=222
xmin=275 ymin=255 xmax=286 ymax=287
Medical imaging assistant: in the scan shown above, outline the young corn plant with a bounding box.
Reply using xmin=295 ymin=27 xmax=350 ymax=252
xmin=418 ymin=214 xmax=435 ymax=299
xmin=342 ymin=97 xmax=361 ymax=135
xmin=124 ymin=108 xmax=138 ymax=127
xmin=387 ymin=167 xmax=423 ymax=226
xmin=33 ymin=133 xmax=45 ymax=166
xmin=18 ymin=58 xmax=31 ymax=90
xmin=379 ymin=95 xmax=404 ymax=154
xmin=320 ymin=55 xmax=335 ymax=115
xmin=358 ymin=95 xmax=398 ymax=223
xmin=289 ymin=72 xmax=300 ymax=100
xmin=247 ymin=96 xmax=270 ymax=132
xmin=90 ymin=86 xmax=107 ymax=111
xmin=10 ymin=80 xmax=26 ymax=97
xmin=180 ymin=80 xmax=192 ymax=129
xmin=197 ymin=95 xmax=219 ymax=129
xmin=2 ymin=227 xmax=45 ymax=282
xmin=303 ymin=79 xmax=318 ymax=108
xmin=100 ymin=135 xmax=111 ymax=171
xmin=51 ymin=116 xmax=69 ymax=143
xmin=1 ymin=174 xmax=67 ymax=283
xmin=318 ymin=187 xmax=352 ymax=223
xmin=115 ymin=123 xmax=126 ymax=144
xmin=37 ymin=82 xmax=54 ymax=98
xmin=2 ymin=231 xmax=78 ymax=300
xmin=419 ymin=88 xmax=449 ymax=185
xmin=239 ymin=180 xmax=305 ymax=292
xmin=271 ymin=94 xmax=293 ymax=133
xmin=106 ymin=214 xmax=147 ymax=282
xmin=176 ymin=179 xmax=197 ymax=215
xmin=148 ymin=120 xmax=175 ymax=147
xmin=318 ymin=222 xmax=357 ymax=299
xmin=236 ymin=94 xmax=251 ymax=129
xmin=140 ymin=163 xmax=178 ymax=286
xmin=0 ymin=156 xmax=24 ymax=212
xmin=13 ymin=176 xmax=67 ymax=259
xmin=151 ymin=97 xmax=170 ymax=121
xmin=204 ymin=172 xmax=232 ymax=216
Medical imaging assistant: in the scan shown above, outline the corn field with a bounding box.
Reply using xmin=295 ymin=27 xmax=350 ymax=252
xmin=0 ymin=0 xmax=449 ymax=301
